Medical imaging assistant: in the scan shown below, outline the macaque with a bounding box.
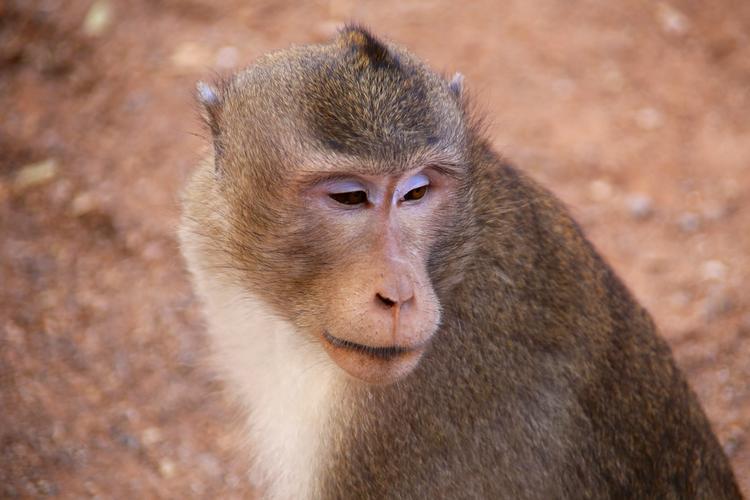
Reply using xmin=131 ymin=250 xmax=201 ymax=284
xmin=179 ymin=26 xmax=741 ymax=500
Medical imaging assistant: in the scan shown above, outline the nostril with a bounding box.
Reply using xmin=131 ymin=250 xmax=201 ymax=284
xmin=376 ymin=293 xmax=397 ymax=308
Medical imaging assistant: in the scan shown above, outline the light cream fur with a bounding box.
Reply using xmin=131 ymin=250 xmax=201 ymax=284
xmin=180 ymin=235 xmax=346 ymax=500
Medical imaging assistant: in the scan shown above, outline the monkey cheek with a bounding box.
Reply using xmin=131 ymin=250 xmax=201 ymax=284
xmin=321 ymin=341 xmax=426 ymax=386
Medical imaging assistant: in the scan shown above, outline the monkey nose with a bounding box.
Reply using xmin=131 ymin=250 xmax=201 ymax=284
xmin=374 ymin=277 xmax=415 ymax=310
xmin=375 ymin=292 xmax=398 ymax=308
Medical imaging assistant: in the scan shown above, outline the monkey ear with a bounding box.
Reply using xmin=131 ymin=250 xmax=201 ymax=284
xmin=196 ymin=81 xmax=224 ymax=158
xmin=338 ymin=24 xmax=399 ymax=69
xmin=449 ymin=72 xmax=464 ymax=98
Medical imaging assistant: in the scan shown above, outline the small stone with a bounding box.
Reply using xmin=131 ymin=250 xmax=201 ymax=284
xmin=215 ymin=46 xmax=239 ymax=69
xmin=4 ymin=320 xmax=25 ymax=346
xmin=21 ymin=479 xmax=39 ymax=496
xmin=625 ymin=193 xmax=653 ymax=219
xmin=723 ymin=428 xmax=745 ymax=457
xmin=677 ymin=212 xmax=701 ymax=233
xmin=589 ymin=179 xmax=613 ymax=201
xmin=71 ymin=192 xmax=97 ymax=216
xmin=83 ymin=0 xmax=112 ymax=36
xmin=657 ymin=3 xmax=690 ymax=35
xmin=124 ymin=407 xmax=140 ymax=422
xmin=701 ymin=260 xmax=727 ymax=281
xmin=52 ymin=421 xmax=66 ymax=443
xmin=702 ymin=203 xmax=727 ymax=221
xmin=159 ymin=459 xmax=176 ymax=478
xmin=602 ymin=62 xmax=624 ymax=92
xmin=314 ymin=21 xmax=341 ymax=40
xmin=50 ymin=179 xmax=73 ymax=204
xmin=113 ymin=428 xmax=140 ymax=450
xmin=172 ymin=42 xmax=212 ymax=69
xmin=669 ymin=290 xmax=691 ymax=308
xmin=190 ymin=480 xmax=206 ymax=495
xmin=635 ymin=107 xmax=663 ymax=130
xmin=142 ymin=241 xmax=165 ymax=261
xmin=197 ymin=453 xmax=222 ymax=477
xmin=552 ymin=78 xmax=575 ymax=97
xmin=142 ymin=427 xmax=161 ymax=446
xmin=224 ymin=472 xmax=240 ymax=488
xmin=35 ymin=479 xmax=58 ymax=496
xmin=84 ymin=481 xmax=99 ymax=496
xmin=702 ymin=287 xmax=734 ymax=321
xmin=14 ymin=159 xmax=58 ymax=190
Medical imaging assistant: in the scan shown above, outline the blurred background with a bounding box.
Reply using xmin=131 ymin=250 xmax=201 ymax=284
xmin=1 ymin=0 xmax=748 ymax=497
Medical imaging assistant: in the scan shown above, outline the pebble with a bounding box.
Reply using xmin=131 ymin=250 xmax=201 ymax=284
xmin=172 ymin=42 xmax=212 ymax=69
xmin=52 ymin=421 xmax=66 ymax=444
xmin=142 ymin=427 xmax=162 ymax=446
xmin=35 ymin=479 xmax=58 ymax=496
xmin=142 ymin=241 xmax=165 ymax=261
xmin=723 ymin=427 xmax=745 ymax=457
xmin=602 ymin=63 xmax=624 ymax=92
xmin=215 ymin=46 xmax=239 ymax=69
xmin=702 ymin=203 xmax=727 ymax=222
xmin=588 ymin=179 xmax=613 ymax=201
xmin=656 ymin=3 xmax=690 ymax=35
xmin=635 ymin=107 xmax=663 ymax=130
xmin=4 ymin=320 xmax=25 ymax=347
xmin=552 ymin=78 xmax=575 ymax=97
xmin=677 ymin=211 xmax=701 ymax=232
xmin=702 ymin=287 xmax=734 ymax=321
xmin=314 ymin=21 xmax=341 ymax=40
xmin=13 ymin=159 xmax=58 ymax=190
xmin=159 ymin=459 xmax=177 ymax=479
xmin=197 ymin=453 xmax=222 ymax=478
xmin=669 ymin=290 xmax=692 ymax=308
xmin=83 ymin=0 xmax=113 ymax=36
xmin=625 ymin=193 xmax=654 ymax=219
xmin=701 ymin=260 xmax=727 ymax=281
xmin=71 ymin=192 xmax=98 ymax=216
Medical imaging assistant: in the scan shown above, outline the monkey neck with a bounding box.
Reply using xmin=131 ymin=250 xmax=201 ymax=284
xmin=186 ymin=259 xmax=347 ymax=499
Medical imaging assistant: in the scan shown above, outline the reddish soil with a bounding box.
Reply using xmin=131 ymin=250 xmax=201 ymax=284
xmin=1 ymin=0 xmax=748 ymax=497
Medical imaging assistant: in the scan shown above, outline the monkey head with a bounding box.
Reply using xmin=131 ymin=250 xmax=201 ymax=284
xmin=188 ymin=27 xmax=473 ymax=385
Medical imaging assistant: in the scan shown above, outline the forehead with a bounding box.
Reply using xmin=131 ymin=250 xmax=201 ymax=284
xmin=288 ymin=43 xmax=464 ymax=166
xmin=296 ymin=145 xmax=466 ymax=180
xmin=220 ymin=34 xmax=467 ymax=177
xmin=301 ymin=64 xmax=437 ymax=153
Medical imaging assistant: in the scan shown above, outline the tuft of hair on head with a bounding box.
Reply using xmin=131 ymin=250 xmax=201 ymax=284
xmin=449 ymin=72 xmax=464 ymax=98
xmin=195 ymin=80 xmax=225 ymax=161
xmin=196 ymin=80 xmax=222 ymax=133
xmin=337 ymin=24 xmax=399 ymax=70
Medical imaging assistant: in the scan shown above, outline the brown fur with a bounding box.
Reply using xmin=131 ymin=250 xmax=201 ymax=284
xmin=180 ymin=26 xmax=741 ymax=499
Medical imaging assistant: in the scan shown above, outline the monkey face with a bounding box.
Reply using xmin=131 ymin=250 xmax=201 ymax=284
xmin=205 ymin=156 xmax=466 ymax=386
xmin=210 ymin=153 xmax=470 ymax=386
xmin=224 ymin=164 xmax=457 ymax=386
xmin=290 ymin=167 xmax=458 ymax=384
xmin=187 ymin=27 xmax=471 ymax=385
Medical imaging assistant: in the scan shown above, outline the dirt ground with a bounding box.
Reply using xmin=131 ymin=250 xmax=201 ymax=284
xmin=1 ymin=0 xmax=748 ymax=497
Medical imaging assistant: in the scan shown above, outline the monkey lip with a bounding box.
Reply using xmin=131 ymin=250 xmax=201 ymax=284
xmin=323 ymin=331 xmax=421 ymax=361
xmin=322 ymin=330 xmax=429 ymax=384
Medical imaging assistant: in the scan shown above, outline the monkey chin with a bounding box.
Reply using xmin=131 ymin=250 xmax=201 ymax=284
xmin=321 ymin=331 xmax=426 ymax=385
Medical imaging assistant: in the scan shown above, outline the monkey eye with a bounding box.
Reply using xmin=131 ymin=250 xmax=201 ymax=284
xmin=404 ymin=185 xmax=428 ymax=201
xmin=401 ymin=173 xmax=430 ymax=202
xmin=329 ymin=190 xmax=368 ymax=205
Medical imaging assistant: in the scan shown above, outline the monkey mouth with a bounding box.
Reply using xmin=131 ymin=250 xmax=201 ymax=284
xmin=323 ymin=331 xmax=417 ymax=361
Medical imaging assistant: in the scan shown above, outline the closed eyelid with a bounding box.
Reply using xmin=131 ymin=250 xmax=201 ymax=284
xmin=398 ymin=173 xmax=430 ymax=196
xmin=326 ymin=180 xmax=367 ymax=193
